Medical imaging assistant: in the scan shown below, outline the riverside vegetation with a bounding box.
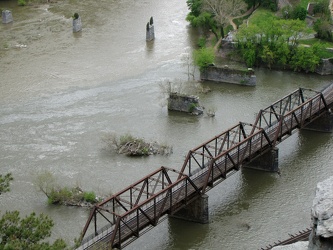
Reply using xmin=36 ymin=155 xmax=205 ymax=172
xmin=35 ymin=170 xmax=100 ymax=207
xmin=187 ymin=0 xmax=333 ymax=73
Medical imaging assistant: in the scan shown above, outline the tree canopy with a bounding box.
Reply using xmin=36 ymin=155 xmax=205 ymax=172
xmin=186 ymin=0 xmax=247 ymax=39
xmin=235 ymin=17 xmax=322 ymax=72
xmin=0 ymin=211 xmax=67 ymax=250
xmin=0 ymin=173 xmax=67 ymax=249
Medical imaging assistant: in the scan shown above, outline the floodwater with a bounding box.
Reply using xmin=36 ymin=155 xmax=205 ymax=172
xmin=1 ymin=0 xmax=333 ymax=249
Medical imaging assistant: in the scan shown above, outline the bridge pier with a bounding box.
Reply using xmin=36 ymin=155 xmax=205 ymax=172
xmin=302 ymin=111 xmax=333 ymax=133
xmin=170 ymin=194 xmax=209 ymax=224
xmin=245 ymin=147 xmax=279 ymax=172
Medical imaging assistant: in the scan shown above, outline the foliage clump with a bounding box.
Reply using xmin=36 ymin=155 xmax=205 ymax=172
xmin=235 ymin=16 xmax=323 ymax=72
xmin=193 ymin=47 xmax=215 ymax=71
xmin=102 ymin=133 xmax=173 ymax=156
xmin=73 ymin=13 xmax=79 ymax=20
xmin=0 ymin=211 xmax=67 ymax=249
xmin=0 ymin=173 xmax=13 ymax=195
xmin=47 ymin=187 xmax=98 ymax=206
xmin=0 ymin=173 xmax=66 ymax=249
xmin=312 ymin=0 xmax=333 ymax=42
xmin=18 ymin=0 xmax=26 ymax=6
xmin=35 ymin=170 xmax=99 ymax=206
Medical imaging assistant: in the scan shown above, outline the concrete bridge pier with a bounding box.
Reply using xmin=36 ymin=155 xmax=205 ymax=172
xmin=303 ymin=111 xmax=333 ymax=133
xmin=170 ymin=194 xmax=209 ymax=224
xmin=2 ymin=10 xmax=13 ymax=24
xmin=245 ymin=147 xmax=279 ymax=172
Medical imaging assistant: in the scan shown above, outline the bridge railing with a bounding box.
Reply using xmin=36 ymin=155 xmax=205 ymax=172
xmin=179 ymin=122 xmax=262 ymax=177
xmin=79 ymin=167 xmax=200 ymax=249
xmin=186 ymin=127 xmax=273 ymax=192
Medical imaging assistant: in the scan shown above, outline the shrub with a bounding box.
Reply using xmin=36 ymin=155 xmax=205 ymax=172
xmin=289 ymin=46 xmax=320 ymax=72
xmin=48 ymin=187 xmax=77 ymax=205
xmin=291 ymin=6 xmax=307 ymax=20
xmin=314 ymin=19 xmax=333 ymax=42
xmin=73 ymin=13 xmax=79 ymax=20
xmin=188 ymin=102 xmax=198 ymax=113
xmin=193 ymin=47 xmax=215 ymax=71
xmin=18 ymin=0 xmax=26 ymax=6
xmin=313 ymin=0 xmax=330 ymax=15
xmin=83 ymin=192 xmax=96 ymax=203
xmin=197 ymin=37 xmax=206 ymax=48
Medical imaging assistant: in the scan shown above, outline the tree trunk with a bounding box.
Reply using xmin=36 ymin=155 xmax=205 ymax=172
xmin=220 ymin=27 xmax=225 ymax=39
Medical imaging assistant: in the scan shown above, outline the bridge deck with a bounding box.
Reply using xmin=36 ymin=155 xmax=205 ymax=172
xmin=77 ymin=84 xmax=333 ymax=250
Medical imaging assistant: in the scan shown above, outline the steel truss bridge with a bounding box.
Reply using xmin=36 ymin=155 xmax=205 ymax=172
xmin=77 ymin=84 xmax=333 ymax=250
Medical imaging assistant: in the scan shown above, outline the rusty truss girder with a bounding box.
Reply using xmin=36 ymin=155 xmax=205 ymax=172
xmin=253 ymin=88 xmax=328 ymax=146
xmin=78 ymin=85 xmax=333 ymax=250
xmin=80 ymin=167 xmax=200 ymax=249
xmin=253 ymin=88 xmax=327 ymax=129
xmin=179 ymin=122 xmax=269 ymax=188
xmin=179 ymin=88 xmax=329 ymax=194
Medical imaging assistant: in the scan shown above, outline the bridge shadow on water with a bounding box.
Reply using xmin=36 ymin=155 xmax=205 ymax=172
xmin=167 ymin=217 xmax=210 ymax=250
xmin=160 ymin=169 xmax=279 ymax=250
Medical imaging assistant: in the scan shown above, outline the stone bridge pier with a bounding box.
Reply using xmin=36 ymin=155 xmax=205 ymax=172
xmin=245 ymin=110 xmax=333 ymax=173
xmin=303 ymin=111 xmax=333 ymax=133
xmin=170 ymin=194 xmax=209 ymax=224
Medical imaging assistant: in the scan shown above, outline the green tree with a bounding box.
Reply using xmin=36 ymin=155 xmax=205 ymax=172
xmin=186 ymin=0 xmax=219 ymax=40
xmin=280 ymin=19 xmax=310 ymax=47
xmin=291 ymin=6 xmax=307 ymax=20
xmin=193 ymin=47 xmax=215 ymax=71
xmin=0 ymin=173 xmax=67 ymax=249
xmin=242 ymin=42 xmax=257 ymax=67
xmin=261 ymin=45 xmax=275 ymax=69
xmin=236 ymin=18 xmax=311 ymax=69
xmin=289 ymin=46 xmax=320 ymax=72
xmin=261 ymin=0 xmax=278 ymax=11
xmin=314 ymin=19 xmax=333 ymax=42
xmin=275 ymin=42 xmax=290 ymax=67
xmin=0 ymin=211 xmax=66 ymax=249
xmin=0 ymin=173 xmax=13 ymax=195
xmin=313 ymin=0 xmax=330 ymax=16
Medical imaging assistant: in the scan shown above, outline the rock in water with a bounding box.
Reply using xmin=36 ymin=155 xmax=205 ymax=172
xmin=308 ymin=176 xmax=333 ymax=250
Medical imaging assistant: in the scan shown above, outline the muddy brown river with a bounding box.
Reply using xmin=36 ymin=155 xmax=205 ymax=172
xmin=1 ymin=0 xmax=333 ymax=249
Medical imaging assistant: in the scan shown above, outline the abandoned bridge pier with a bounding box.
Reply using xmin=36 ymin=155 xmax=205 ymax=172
xmin=77 ymin=83 xmax=333 ymax=250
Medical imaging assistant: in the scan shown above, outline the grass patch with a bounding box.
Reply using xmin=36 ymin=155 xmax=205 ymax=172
xmin=300 ymin=38 xmax=333 ymax=47
xmin=298 ymin=0 xmax=310 ymax=9
xmin=247 ymin=8 xmax=277 ymax=25
xmin=300 ymin=38 xmax=333 ymax=58
xmin=233 ymin=13 xmax=253 ymax=28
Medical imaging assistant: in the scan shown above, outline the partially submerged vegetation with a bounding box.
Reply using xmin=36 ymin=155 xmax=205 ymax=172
xmin=102 ymin=133 xmax=173 ymax=156
xmin=35 ymin=170 xmax=100 ymax=206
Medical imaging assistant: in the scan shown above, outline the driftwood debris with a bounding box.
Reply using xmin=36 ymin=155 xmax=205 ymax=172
xmin=103 ymin=133 xmax=172 ymax=156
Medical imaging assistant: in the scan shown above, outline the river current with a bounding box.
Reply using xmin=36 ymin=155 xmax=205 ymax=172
xmin=1 ymin=0 xmax=333 ymax=249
